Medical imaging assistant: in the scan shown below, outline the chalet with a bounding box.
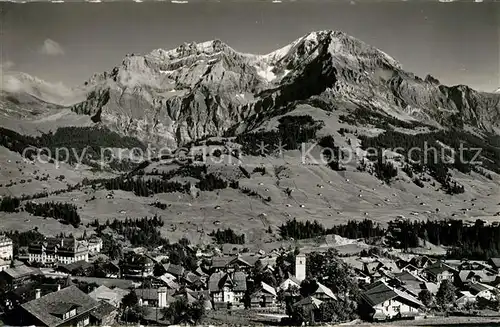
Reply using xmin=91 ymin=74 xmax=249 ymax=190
xmin=389 ymin=271 xmax=430 ymax=298
xmin=469 ymin=283 xmax=496 ymax=301
xmin=157 ymin=263 xmax=185 ymax=279
xmin=18 ymin=285 xmax=99 ymax=327
xmin=88 ymin=285 xmax=129 ymax=308
xmin=249 ymin=281 xmax=277 ymax=308
xmin=313 ymin=282 xmax=337 ymax=301
xmin=211 ymin=256 xmax=234 ymax=272
xmin=422 ymin=262 xmax=455 ymax=283
xmin=409 ymin=256 xmax=434 ymax=269
xmin=89 ymin=301 xmax=118 ymax=326
xmin=182 ymin=272 xmax=205 ymax=290
xmin=457 ymin=260 xmax=493 ymax=271
xmin=156 ymin=274 xmax=180 ymax=290
xmin=208 ymin=271 xmax=247 ymax=309
xmin=458 ymin=269 xmax=498 ymax=286
xmin=400 ymin=263 xmax=419 ymax=275
xmin=56 ymin=260 xmax=93 ymax=276
xmin=119 ymin=253 xmax=154 ymax=279
xmin=136 ymin=287 xmax=171 ymax=308
xmin=360 ymin=281 xmax=423 ymax=321
xmin=279 ymin=275 xmax=301 ymax=292
xmin=0 ymin=264 xmax=38 ymax=289
xmin=211 ymin=255 xmax=260 ymax=272
xmin=227 ymin=255 xmax=260 ymax=271
xmin=292 ymin=296 xmax=323 ymax=323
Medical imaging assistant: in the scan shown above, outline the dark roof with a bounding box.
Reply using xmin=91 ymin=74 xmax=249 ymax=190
xmin=230 ymin=255 xmax=260 ymax=267
xmin=183 ymin=272 xmax=201 ymax=284
xmin=362 ymin=281 xmax=398 ymax=306
xmin=361 ymin=281 xmax=423 ymax=308
xmin=163 ymin=263 xmax=185 ymax=277
xmin=233 ymin=271 xmax=247 ymax=292
xmin=122 ymin=252 xmax=154 ymax=266
xmin=489 ymin=258 xmax=500 ymax=269
xmin=208 ymin=272 xmax=247 ymax=292
xmin=293 ymin=296 xmax=323 ymax=309
xmin=90 ymin=300 xmax=117 ymax=320
xmin=211 ymin=256 xmax=233 ymax=269
xmin=469 ymin=283 xmax=492 ymax=295
xmin=21 ymin=285 xmax=98 ymax=327
xmin=58 ymin=260 xmax=92 ymax=272
xmin=3 ymin=264 xmax=37 ymax=279
xmin=136 ymin=288 xmax=159 ymax=301
xmin=425 ymin=262 xmax=454 ymax=277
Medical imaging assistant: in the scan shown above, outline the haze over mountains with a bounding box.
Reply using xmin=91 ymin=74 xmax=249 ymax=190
xmin=1 ymin=30 xmax=499 ymax=242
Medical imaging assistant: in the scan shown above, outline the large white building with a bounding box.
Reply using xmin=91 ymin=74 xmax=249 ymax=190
xmin=0 ymin=235 xmax=13 ymax=261
xmin=28 ymin=238 xmax=92 ymax=265
xmin=84 ymin=237 xmax=103 ymax=255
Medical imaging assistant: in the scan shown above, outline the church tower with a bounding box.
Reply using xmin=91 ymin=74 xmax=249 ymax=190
xmin=295 ymin=253 xmax=306 ymax=282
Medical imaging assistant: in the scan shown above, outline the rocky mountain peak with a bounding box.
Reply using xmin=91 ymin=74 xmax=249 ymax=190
xmin=5 ymin=31 xmax=499 ymax=149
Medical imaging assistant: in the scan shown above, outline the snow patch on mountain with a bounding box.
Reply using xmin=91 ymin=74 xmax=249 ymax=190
xmin=255 ymin=64 xmax=277 ymax=82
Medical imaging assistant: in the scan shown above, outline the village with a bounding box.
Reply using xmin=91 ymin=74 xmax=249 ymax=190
xmin=1 ymin=224 xmax=500 ymax=327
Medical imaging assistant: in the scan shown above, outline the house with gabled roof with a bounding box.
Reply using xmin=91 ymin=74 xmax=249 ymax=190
xmin=293 ymin=296 xmax=323 ymax=324
xmin=211 ymin=256 xmax=234 ymax=272
xmin=469 ymin=282 xmax=496 ymax=301
xmin=208 ymin=271 xmax=247 ymax=309
xmin=313 ymin=282 xmax=337 ymax=302
xmin=279 ymin=274 xmax=301 ymax=292
xmin=422 ymin=261 xmax=455 ymax=283
xmin=88 ymin=285 xmax=128 ymax=308
xmin=360 ymin=281 xmax=423 ymax=321
xmin=18 ymin=285 xmax=99 ymax=327
xmin=0 ymin=264 xmax=39 ymax=288
xmin=161 ymin=263 xmax=185 ymax=278
xmin=458 ymin=269 xmax=498 ymax=286
xmin=400 ymin=263 xmax=419 ymax=275
xmin=249 ymin=281 xmax=277 ymax=308
xmin=89 ymin=300 xmax=118 ymax=326
xmin=409 ymin=256 xmax=435 ymax=269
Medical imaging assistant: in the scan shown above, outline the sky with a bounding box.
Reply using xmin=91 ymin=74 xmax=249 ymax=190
xmin=1 ymin=1 xmax=499 ymax=92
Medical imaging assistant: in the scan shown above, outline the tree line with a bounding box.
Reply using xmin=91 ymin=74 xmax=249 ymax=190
xmin=91 ymin=216 xmax=168 ymax=249
xmin=0 ymin=125 xmax=145 ymax=171
xmin=24 ymin=201 xmax=81 ymax=227
xmin=279 ymin=218 xmax=500 ymax=260
xmin=235 ymin=115 xmax=323 ymax=156
xmin=279 ymin=218 xmax=385 ymax=241
xmin=359 ymin=128 xmax=499 ymax=193
xmin=208 ymin=228 xmax=245 ymax=244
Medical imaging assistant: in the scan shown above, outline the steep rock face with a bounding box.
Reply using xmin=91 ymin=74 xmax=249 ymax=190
xmin=69 ymin=30 xmax=500 ymax=147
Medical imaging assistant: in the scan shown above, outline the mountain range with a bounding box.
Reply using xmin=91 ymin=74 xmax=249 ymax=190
xmin=3 ymin=30 xmax=500 ymax=147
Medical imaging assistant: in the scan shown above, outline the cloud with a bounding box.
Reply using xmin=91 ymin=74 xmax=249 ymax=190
xmin=0 ymin=60 xmax=15 ymax=72
xmin=40 ymin=39 xmax=65 ymax=56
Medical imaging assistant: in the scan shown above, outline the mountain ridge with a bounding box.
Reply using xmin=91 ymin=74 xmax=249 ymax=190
xmin=3 ymin=30 xmax=500 ymax=148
